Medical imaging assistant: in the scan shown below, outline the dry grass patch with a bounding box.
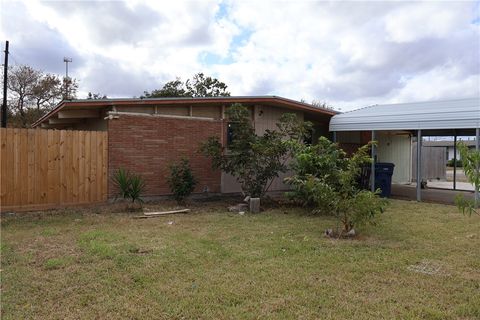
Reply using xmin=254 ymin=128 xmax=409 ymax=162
xmin=1 ymin=199 xmax=479 ymax=319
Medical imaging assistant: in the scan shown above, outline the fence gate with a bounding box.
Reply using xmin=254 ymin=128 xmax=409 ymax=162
xmin=1 ymin=128 xmax=108 ymax=212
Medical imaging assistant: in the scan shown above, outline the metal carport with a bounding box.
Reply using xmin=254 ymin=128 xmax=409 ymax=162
xmin=329 ymin=98 xmax=480 ymax=202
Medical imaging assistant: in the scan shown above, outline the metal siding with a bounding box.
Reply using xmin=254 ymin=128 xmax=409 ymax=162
xmin=330 ymin=98 xmax=480 ymax=131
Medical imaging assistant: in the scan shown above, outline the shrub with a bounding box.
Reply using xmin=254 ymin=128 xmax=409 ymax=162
xmin=447 ymin=159 xmax=462 ymax=167
xmin=285 ymin=137 xmax=388 ymax=235
xmin=111 ymin=168 xmax=146 ymax=204
xmin=455 ymin=143 xmax=480 ymax=216
xmin=168 ymin=158 xmax=197 ymax=204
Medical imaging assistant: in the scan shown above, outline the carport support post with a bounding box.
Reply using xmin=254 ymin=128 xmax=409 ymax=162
xmin=416 ymin=130 xmax=422 ymax=202
xmin=476 ymin=128 xmax=479 ymax=207
xmin=371 ymin=130 xmax=375 ymax=192
xmin=453 ymin=132 xmax=457 ymax=190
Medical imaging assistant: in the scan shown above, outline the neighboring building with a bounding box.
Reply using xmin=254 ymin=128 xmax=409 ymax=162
xmin=423 ymin=140 xmax=477 ymax=161
xmin=33 ymin=96 xmax=336 ymax=198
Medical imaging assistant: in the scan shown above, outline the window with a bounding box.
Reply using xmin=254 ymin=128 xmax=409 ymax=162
xmin=227 ymin=122 xmax=237 ymax=145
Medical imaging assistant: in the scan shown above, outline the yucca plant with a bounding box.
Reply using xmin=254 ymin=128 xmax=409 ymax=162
xmin=112 ymin=168 xmax=132 ymax=200
xmin=129 ymin=173 xmax=146 ymax=204
xmin=111 ymin=168 xmax=146 ymax=204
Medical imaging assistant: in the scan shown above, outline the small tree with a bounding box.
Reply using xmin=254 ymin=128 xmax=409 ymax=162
xmin=285 ymin=137 xmax=387 ymax=236
xmin=168 ymin=158 xmax=197 ymax=204
xmin=455 ymin=142 xmax=480 ymax=216
xmin=200 ymin=103 xmax=311 ymax=198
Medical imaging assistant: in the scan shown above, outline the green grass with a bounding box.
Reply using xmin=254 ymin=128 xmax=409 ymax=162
xmin=1 ymin=199 xmax=479 ymax=319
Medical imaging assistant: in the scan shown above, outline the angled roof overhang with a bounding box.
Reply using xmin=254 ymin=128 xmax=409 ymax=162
xmin=32 ymin=96 xmax=338 ymax=128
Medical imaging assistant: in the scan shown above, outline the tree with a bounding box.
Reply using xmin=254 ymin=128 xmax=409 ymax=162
xmin=200 ymin=103 xmax=311 ymax=198
xmin=143 ymin=73 xmax=230 ymax=98
xmin=5 ymin=64 xmax=78 ymax=127
xmin=455 ymin=142 xmax=480 ymax=216
xmin=285 ymin=137 xmax=388 ymax=236
xmin=86 ymin=92 xmax=108 ymax=100
xmin=143 ymin=78 xmax=187 ymax=98
xmin=185 ymin=73 xmax=230 ymax=97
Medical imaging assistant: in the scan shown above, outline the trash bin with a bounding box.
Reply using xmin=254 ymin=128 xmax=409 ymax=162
xmin=374 ymin=163 xmax=395 ymax=197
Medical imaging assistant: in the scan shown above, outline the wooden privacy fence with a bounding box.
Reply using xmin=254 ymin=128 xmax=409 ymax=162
xmin=1 ymin=128 xmax=108 ymax=212
xmin=412 ymin=144 xmax=447 ymax=181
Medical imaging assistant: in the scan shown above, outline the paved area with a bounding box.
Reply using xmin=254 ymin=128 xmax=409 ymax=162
xmin=391 ymin=184 xmax=475 ymax=205
xmin=426 ymin=180 xmax=474 ymax=191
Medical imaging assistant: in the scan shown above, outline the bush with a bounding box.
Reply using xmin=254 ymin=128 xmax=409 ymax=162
xmin=285 ymin=137 xmax=388 ymax=235
xmin=112 ymin=168 xmax=146 ymax=203
xmin=455 ymin=143 xmax=480 ymax=216
xmin=167 ymin=158 xmax=197 ymax=204
xmin=447 ymin=159 xmax=462 ymax=167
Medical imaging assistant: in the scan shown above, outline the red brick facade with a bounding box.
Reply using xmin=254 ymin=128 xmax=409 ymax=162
xmin=108 ymin=114 xmax=223 ymax=198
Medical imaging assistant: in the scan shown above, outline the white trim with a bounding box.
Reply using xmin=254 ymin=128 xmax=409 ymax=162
xmin=106 ymin=111 xmax=222 ymax=122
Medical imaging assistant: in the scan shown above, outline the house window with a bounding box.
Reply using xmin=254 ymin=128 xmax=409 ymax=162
xmin=227 ymin=122 xmax=237 ymax=145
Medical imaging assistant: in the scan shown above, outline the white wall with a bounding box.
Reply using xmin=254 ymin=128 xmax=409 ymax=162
xmin=376 ymin=132 xmax=412 ymax=184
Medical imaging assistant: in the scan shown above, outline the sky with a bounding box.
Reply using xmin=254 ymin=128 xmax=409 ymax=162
xmin=1 ymin=0 xmax=479 ymax=111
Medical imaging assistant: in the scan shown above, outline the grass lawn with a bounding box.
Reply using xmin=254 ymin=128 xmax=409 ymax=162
xmin=1 ymin=199 xmax=479 ymax=319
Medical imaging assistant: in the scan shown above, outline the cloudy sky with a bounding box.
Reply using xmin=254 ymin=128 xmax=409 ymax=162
xmin=1 ymin=0 xmax=479 ymax=110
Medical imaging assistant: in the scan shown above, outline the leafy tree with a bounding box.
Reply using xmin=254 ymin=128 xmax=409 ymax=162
xmin=200 ymin=103 xmax=311 ymax=198
xmin=143 ymin=73 xmax=230 ymax=98
xmin=185 ymin=72 xmax=230 ymax=97
xmin=143 ymin=78 xmax=187 ymax=98
xmin=5 ymin=64 xmax=78 ymax=127
xmin=285 ymin=137 xmax=387 ymax=236
xmin=455 ymin=142 xmax=480 ymax=216
xmin=167 ymin=158 xmax=198 ymax=204
xmin=86 ymin=92 xmax=108 ymax=99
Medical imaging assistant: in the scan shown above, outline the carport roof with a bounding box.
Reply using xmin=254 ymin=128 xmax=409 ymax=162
xmin=329 ymin=98 xmax=480 ymax=132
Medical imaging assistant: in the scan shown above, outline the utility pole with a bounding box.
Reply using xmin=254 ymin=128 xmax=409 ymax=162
xmin=2 ymin=40 xmax=9 ymax=128
xmin=63 ymin=57 xmax=72 ymax=100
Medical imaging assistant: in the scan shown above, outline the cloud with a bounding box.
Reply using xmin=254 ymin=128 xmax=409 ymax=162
xmin=1 ymin=0 xmax=478 ymax=109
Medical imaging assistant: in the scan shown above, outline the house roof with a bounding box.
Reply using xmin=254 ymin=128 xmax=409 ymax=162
xmin=329 ymin=97 xmax=480 ymax=132
xmin=32 ymin=95 xmax=338 ymax=128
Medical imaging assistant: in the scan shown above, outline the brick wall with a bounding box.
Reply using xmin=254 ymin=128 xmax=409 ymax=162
xmin=108 ymin=114 xmax=223 ymax=198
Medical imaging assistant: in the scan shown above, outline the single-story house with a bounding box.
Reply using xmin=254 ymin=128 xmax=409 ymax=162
xmin=33 ymin=96 xmax=337 ymax=198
